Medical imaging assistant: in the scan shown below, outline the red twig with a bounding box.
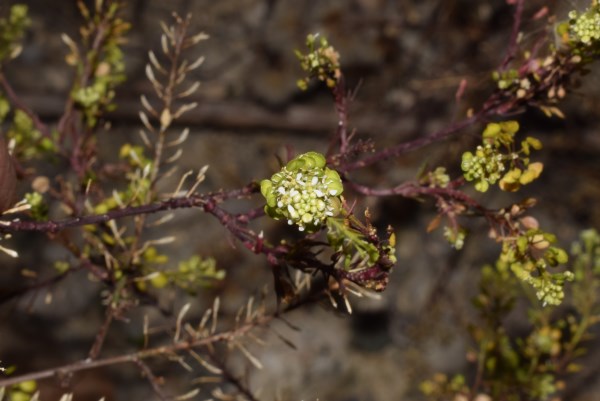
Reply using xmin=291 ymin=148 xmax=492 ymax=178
xmin=341 ymin=110 xmax=485 ymax=172
xmin=500 ymin=0 xmax=526 ymax=71
xmin=0 ymin=182 xmax=259 ymax=235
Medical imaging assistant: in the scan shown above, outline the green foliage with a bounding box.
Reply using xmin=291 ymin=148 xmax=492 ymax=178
xmin=1 ymin=106 xmax=57 ymax=159
xmin=326 ymin=216 xmax=380 ymax=270
xmin=65 ymin=0 xmax=130 ymax=127
xmin=24 ymin=192 xmax=48 ymax=221
xmin=420 ymin=373 xmax=469 ymax=399
xmin=419 ymin=166 xmax=450 ymax=188
xmin=295 ymin=33 xmax=341 ymax=90
xmin=461 ymin=121 xmax=543 ymax=193
xmin=424 ymin=229 xmax=600 ymax=401
xmin=0 ymin=96 xmax=9 ymax=122
xmin=492 ymin=68 xmax=520 ymax=90
xmin=571 ymin=228 xmax=600 ymax=309
xmin=0 ymin=4 xmax=30 ymax=63
xmin=145 ymin=255 xmax=225 ymax=292
xmin=327 ymin=210 xmax=397 ymax=271
xmin=261 ymin=151 xmax=343 ymax=232
xmin=443 ymin=225 xmax=467 ymax=250
xmin=2 ymin=380 xmax=37 ymax=401
xmin=500 ymin=228 xmax=572 ymax=306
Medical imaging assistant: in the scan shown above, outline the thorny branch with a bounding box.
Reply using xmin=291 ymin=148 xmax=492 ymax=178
xmin=0 ymin=183 xmax=258 ymax=234
xmin=0 ymin=309 xmax=275 ymax=388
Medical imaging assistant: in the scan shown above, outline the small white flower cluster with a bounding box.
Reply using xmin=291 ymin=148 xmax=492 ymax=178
xmin=569 ymin=7 xmax=600 ymax=45
xmin=261 ymin=152 xmax=343 ymax=232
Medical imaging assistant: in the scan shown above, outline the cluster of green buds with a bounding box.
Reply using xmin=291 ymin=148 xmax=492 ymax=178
xmin=461 ymin=143 xmax=506 ymax=192
xmin=568 ymin=5 xmax=600 ymax=45
xmin=461 ymin=121 xmax=543 ymax=193
xmin=420 ymin=166 xmax=450 ymax=188
xmin=295 ymin=33 xmax=341 ymax=90
xmin=147 ymin=255 xmax=224 ymax=292
xmin=500 ymin=229 xmax=572 ymax=306
xmin=492 ymin=68 xmax=520 ymax=90
xmin=261 ymin=151 xmax=343 ymax=232
xmin=0 ymin=4 xmax=30 ymax=62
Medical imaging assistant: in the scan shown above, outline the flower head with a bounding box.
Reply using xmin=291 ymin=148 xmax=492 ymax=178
xmin=569 ymin=6 xmax=600 ymax=45
xmin=261 ymin=151 xmax=343 ymax=232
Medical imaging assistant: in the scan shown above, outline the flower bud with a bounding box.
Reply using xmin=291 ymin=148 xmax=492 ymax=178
xmin=261 ymin=152 xmax=343 ymax=232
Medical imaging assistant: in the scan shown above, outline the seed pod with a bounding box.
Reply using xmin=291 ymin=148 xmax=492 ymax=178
xmin=0 ymin=137 xmax=17 ymax=213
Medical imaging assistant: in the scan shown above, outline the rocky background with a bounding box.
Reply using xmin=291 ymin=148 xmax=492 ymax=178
xmin=1 ymin=0 xmax=600 ymax=400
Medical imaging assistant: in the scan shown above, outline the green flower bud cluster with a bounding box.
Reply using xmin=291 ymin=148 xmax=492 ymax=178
xmin=570 ymin=229 xmax=600 ymax=310
xmin=461 ymin=121 xmax=544 ymax=193
xmin=261 ymin=152 xmax=343 ymax=232
xmin=461 ymin=143 xmax=506 ymax=192
xmin=6 ymin=109 xmax=57 ymax=159
xmin=0 ymin=4 xmax=30 ymax=62
xmin=420 ymin=373 xmax=468 ymax=399
xmin=492 ymin=68 xmax=519 ymax=90
xmin=421 ymin=166 xmax=450 ymax=188
xmin=568 ymin=6 xmax=600 ymax=45
xmin=443 ymin=226 xmax=467 ymax=250
xmin=148 ymin=255 xmax=224 ymax=292
xmin=7 ymin=379 xmax=37 ymax=401
xmin=295 ymin=34 xmax=341 ymax=90
xmin=500 ymin=229 xmax=573 ymax=306
xmin=571 ymin=228 xmax=600 ymax=278
xmin=24 ymin=191 xmax=48 ymax=221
